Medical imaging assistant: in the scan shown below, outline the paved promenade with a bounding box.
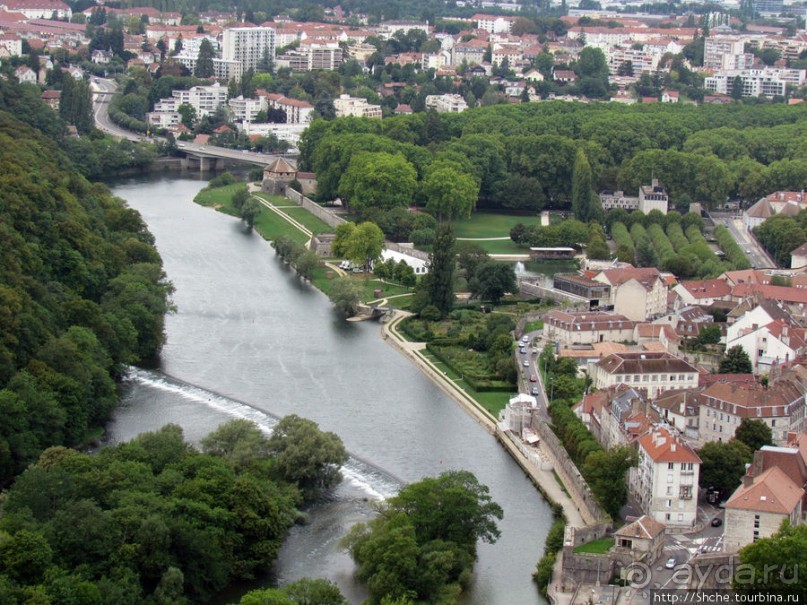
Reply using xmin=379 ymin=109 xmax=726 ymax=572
xmin=382 ymin=310 xmax=585 ymax=529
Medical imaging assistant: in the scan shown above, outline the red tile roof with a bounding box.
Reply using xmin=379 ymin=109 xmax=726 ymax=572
xmin=725 ymin=467 xmax=804 ymax=514
xmin=701 ymin=380 xmax=803 ymax=417
xmin=679 ymin=278 xmax=731 ymax=299
xmin=637 ymin=427 xmax=701 ymax=463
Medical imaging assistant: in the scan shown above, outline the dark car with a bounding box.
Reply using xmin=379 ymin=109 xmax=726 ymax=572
xmin=710 ymin=517 xmax=723 ymax=527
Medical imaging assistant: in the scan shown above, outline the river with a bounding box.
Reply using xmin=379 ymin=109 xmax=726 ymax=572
xmin=105 ymin=175 xmax=553 ymax=605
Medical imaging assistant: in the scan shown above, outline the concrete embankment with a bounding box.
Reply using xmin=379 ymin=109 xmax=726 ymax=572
xmin=382 ymin=310 xmax=586 ymax=529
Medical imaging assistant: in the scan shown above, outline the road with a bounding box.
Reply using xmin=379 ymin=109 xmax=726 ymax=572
xmin=710 ymin=211 xmax=776 ymax=269
xmin=91 ymin=77 xmax=294 ymax=168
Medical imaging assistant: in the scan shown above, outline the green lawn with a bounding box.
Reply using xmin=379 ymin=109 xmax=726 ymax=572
xmin=525 ymin=319 xmax=544 ymax=332
xmin=252 ymin=208 xmax=310 ymax=246
xmin=573 ymin=538 xmax=614 ymax=554
xmin=279 ymin=207 xmax=332 ymax=235
xmin=421 ymin=350 xmax=511 ymax=418
xmin=254 ymin=192 xmax=286 ymax=206
xmin=453 ymin=212 xmax=543 ymax=239
xmin=194 ymin=184 xmax=244 ymax=215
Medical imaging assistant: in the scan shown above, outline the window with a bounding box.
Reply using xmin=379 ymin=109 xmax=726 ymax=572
xmin=667 ymin=474 xmax=673 ymax=483
xmin=643 ymin=375 xmax=649 ymax=382
xmin=667 ymin=499 xmax=672 ymax=508
xmin=771 ymin=419 xmax=776 ymax=427
xmin=678 ymin=513 xmax=684 ymax=522
xmin=666 ymin=513 xmax=671 ymax=521
xmin=667 ymin=486 xmax=673 ymax=495
xmin=653 ymin=375 xmax=658 ymax=381
xmin=668 ymin=462 xmax=675 ymax=470
xmin=679 ymin=374 xmax=685 ymax=381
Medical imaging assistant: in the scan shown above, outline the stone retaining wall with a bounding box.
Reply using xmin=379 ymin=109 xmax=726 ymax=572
xmin=532 ymin=420 xmax=607 ymax=525
xmin=286 ymin=189 xmax=345 ymax=229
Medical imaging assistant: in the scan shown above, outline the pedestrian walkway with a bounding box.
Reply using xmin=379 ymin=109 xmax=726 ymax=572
xmin=383 ymin=310 xmax=586 ymax=529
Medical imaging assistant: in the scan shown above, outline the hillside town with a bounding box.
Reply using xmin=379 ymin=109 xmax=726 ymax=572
xmin=1 ymin=0 xmax=806 ymax=601
xmin=1 ymin=0 xmax=806 ymax=148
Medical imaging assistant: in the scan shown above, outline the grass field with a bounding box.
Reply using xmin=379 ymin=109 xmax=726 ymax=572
xmin=280 ymin=207 xmax=332 ymax=235
xmin=573 ymin=538 xmax=615 ymax=554
xmin=453 ymin=212 xmax=543 ymax=239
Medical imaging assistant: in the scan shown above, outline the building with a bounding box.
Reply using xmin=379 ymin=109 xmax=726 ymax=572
xmin=698 ymin=380 xmax=806 ymax=446
xmin=613 ymin=515 xmax=666 ymax=563
xmin=704 ymin=36 xmax=746 ymax=71
xmin=213 ymin=58 xmax=243 ymax=83
xmin=451 ymin=42 xmax=486 ymax=67
xmin=153 ymin=82 xmax=228 ymax=119
xmin=743 ymin=191 xmax=807 ymax=231
xmin=672 ymin=279 xmax=733 ymax=309
xmin=424 ymin=94 xmax=468 ymax=113
xmin=552 ymin=274 xmax=612 ymax=309
xmin=0 ymin=0 xmax=71 ymax=20
xmin=704 ymin=70 xmax=792 ymax=98
xmin=591 ymin=352 xmax=700 ymax=398
xmin=222 ymin=26 xmax=276 ymax=73
xmin=228 ymin=95 xmax=266 ymax=122
xmin=276 ymin=42 xmax=343 ymax=71
xmin=261 ymin=157 xmax=297 ymax=195
xmin=258 ymin=92 xmax=314 ymax=124
xmin=723 ymin=467 xmax=804 ymax=552
xmin=333 ymin=94 xmax=382 ymax=118
xmin=14 ymin=65 xmax=37 ymax=84
xmin=543 ymin=311 xmax=635 ymax=347
xmin=629 ymin=427 xmax=701 ymax=528
xmin=638 ymin=179 xmax=669 ymax=214
xmin=593 ymin=268 xmax=668 ymax=321
xmin=599 ymin=190 xmax=639 ymax=211
xmin=791 ymin=243 xmax=807 ymax=270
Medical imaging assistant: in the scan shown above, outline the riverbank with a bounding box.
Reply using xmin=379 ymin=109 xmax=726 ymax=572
xmin=382 ymin=310 xmax=586 ymax=530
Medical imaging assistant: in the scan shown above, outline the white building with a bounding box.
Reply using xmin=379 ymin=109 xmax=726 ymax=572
xmin=638 ymin=179 xmax=669 ymax=214
xmin=704 ymin=70 xmax=790 ymax=98
xmin=236 ymin=122 xmax=308 ymax=145
xmin=222 ymin=26 xmax=276 ymax=73
xmin=591 ymin=352 xmax=700 ymax=399
xmin=14 ymin=65 xmax=37 ymax=84
xmin=725 ymin=302 xmax=807 ymax=375
xmin=593 ymin=267 xmax=668 ymax=322
xmin=333 ymin=94 xmax=382 ymax=118
xmin=173 ymin=35 xmax=220 ymax=74
xmin=543 ymin=310 xmax=635 ymax=347
xmin=257 ymin=92 xmax=314 ymax=124
xmin=152 ymin=82 xmax=228 ymax=122
xmin=424 ymin=93 xmax=468 ymax=113
xmin=147 ymin=111 xmax=181 ymax=129
xmin=228 ymin=95 xmax=267 ymax=122
xmin=380 ymin=248 xmax=429 ymax=276
xmin=704 ymin=36 xmax=746 ymax=71
xmin=0 ymin=0 xmax=71 ymax=19
xmin=599 ymin=190 xmax=639 ymax=211
xmin=629 ymin=426 xmax=701 ymax=528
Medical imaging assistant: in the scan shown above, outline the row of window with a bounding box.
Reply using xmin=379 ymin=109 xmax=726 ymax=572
xmin=622 ymin=374 xmax=695 ymax=383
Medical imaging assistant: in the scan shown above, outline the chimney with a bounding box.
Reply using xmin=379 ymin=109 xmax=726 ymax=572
xmin=751 ymin=450 xmax=764 ymax=477
xmin=742 ymin=474 xmax=754 ymax=488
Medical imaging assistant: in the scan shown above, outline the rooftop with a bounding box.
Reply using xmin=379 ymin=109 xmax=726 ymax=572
xmin=725 ymin=466 xmax=804 ymax=514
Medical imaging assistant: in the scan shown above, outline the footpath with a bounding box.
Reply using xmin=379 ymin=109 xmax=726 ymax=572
xmin=383 ymin=310 xmax=586 ymax=529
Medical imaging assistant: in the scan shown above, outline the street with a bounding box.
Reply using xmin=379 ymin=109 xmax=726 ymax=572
xmin=710 ymin=211 xmax=776 ymax=269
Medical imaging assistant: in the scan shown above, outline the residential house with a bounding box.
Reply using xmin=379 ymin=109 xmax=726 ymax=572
xmin=39 ymin=89 xmax=60 ymax=110
xmin=725 ymin=301 xmax=807 ymax=374
xmin=638 ymin=179 xmax=669 ymax=214
xmin=653 ymin=389 xmax=700 ymax=441
xmin=698 ymin=379 xmax=806 ymax=446
xmin=593 ymin=267 xmax=668 ymax=321
xmin=591 ymin=352 xmax=700 ymax=399
xmin=543 ymin=310 xmax=635 ymax=347
xmin=14 ymin=65 xmax=36 ymax=84
xmin=333 ymin=94 xmax=382 ymax=118
xmin=723 ymin=467 xmax=804 ymax=552
xmin=629 ymin=427 xmax=701 ymax=528
xmin=672 ymin=279 xmax=733 ymax=309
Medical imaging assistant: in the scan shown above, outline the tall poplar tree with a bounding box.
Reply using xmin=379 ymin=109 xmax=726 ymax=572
xmin=571 ymin=148 xmax=593 ymax=223
xmin=194 ymin=38 xmax=215 ymax=78
xmin=426 ymin=223 xmax=456 ymax=318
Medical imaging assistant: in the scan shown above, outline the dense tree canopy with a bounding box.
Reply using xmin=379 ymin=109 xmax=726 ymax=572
xmin=342 ymin=471 xmax=502 ymax=604
xmin=0 ymin=109 xmax=173 ymax=486
xmin=0 ymin=418 xmax=347 ymax=603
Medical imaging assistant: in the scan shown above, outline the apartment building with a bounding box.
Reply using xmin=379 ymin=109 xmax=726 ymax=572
xmin=591 ymin=352 xmax=700 ymax=398
xmin=698 ymin=380 xmax=806 ymax=446
xmin=543 ymin=310 xmax=635 ymax=347
xmin=333 ymin=94 xmax=382 ymax=118
xmin=222 ymin=26 xmax=276 ymax=73
xmin=629 ymin=427 xmax=701 ymax=528
xmin=424 ymin=94 xmax=468 ymax=113
xmin=593 ymin=267 xmax=668 ymax=321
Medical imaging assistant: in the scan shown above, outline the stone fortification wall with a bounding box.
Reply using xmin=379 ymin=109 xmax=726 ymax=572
xmin=533 ymin=420 xmax=607 ymax=525
xmin=285 ymin=189 xmax=345 ymax=229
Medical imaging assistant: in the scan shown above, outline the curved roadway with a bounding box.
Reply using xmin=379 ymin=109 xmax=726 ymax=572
xmin=92 ymin=77 xmax=294 ymax=168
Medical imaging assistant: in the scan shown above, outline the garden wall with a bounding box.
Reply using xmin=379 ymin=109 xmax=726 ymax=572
xmin=286 ymin=189 xmax=345 ymax=229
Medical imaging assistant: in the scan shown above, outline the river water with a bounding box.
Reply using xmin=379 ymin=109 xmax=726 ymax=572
xmin=105 ymin=175 xmax=552 ymax=605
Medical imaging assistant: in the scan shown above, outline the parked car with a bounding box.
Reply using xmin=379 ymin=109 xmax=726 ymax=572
xmin=520 ymin=347 xmax=527 ymax=354
xmin=710 ymin=517 xmax=723 ymax=527
xmin=665 ymin=558 xmax=676 ymax=569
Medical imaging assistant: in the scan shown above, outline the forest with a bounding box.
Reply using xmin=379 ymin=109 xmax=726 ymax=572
xmin=0 ymin=91 xmax=174 ymax=487
xmin=298 ymin=101 xmax=807 ymax=241
xmin=0 ymin=417 xmax=349 ymax=603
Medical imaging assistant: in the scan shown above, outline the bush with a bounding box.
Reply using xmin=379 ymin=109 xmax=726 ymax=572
xmin=208 ymin=171 xmax=238 ymax=188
